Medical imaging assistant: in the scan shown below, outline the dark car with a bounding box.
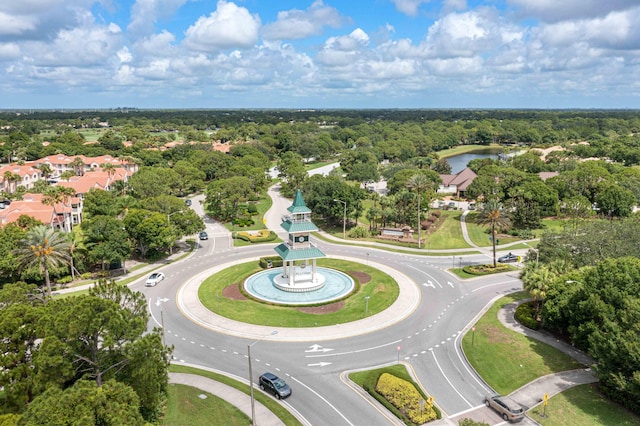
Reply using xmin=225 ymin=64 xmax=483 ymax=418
xmin=185 ymin=199 xmax=192 ymax=206
xmin=259 ymin=372 xmax=291 ymax=399
xmin=199 ymin=231 xmax=208 ymax=240
xmin=485 ymin=394 xmax=525 ymax=422
xmin=498 ymin=253 xmax=519 ymax=263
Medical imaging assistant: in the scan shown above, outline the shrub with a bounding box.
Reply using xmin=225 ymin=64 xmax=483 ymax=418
xmin=515 ymin=302 xmax=541 ymax=330
xmin=349 ymin=226 xmax=370 ymax=239
xmin=375 ymin=373 xmax=437 ymax=424
xmin=247 ymin=203 xmax=258 ymax=214
xmin=236 ymin=230 xmax=277 ymax=243
xmin=57 ymin=275 xmax=73 ymax=284
xmin=462 ymin=264 xmax=511 ymax=275
xmin=259 ymin=256 xmax=283 ymax=269
xmin=432 ymin=210 xmax=441 ymax=218
xmin=80 ymin=272 xmax=92 ymax=280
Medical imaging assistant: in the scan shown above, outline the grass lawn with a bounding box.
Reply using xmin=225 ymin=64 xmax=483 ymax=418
xmin=163 ymin=384 xmax=250 ymax=426
xmin=528 ymin=384 xmax=640 ymax=426
xmin=462 ymin=292 xmax=583 ymax=395
xmin=198 ymin=259 xmax=399 ymax=327
xmin=424 ymin=211 xmax=471 ymax=249
xmin=464 ymin=212 xmax=521 ymax=247
xmin=168 ymin=365 xmax=301 ymax=426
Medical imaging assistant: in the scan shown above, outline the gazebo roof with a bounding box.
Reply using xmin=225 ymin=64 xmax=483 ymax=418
xmin=281 ymin=221 xmax=318 ymax=233
xmin=287 ymin=189 xmax=311 ymax=214
xmin=274 ymin=243 xmax=326 ymax=261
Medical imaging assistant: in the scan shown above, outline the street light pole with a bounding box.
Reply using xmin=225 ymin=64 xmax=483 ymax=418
xmin=248 ymin=331 xmax=278 ymax=425
xmin=333 ymin=199 xmax=347 ymax=240
xmin=365 ymin=295 xmax=370 ymax=316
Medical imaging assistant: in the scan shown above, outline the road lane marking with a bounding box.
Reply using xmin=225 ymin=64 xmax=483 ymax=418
xmin=430 ymin=350 xmax=473 ymax=408
xmin=290 ymin=376 xmax=354 ymax=426
xmin=305 ymin=339 xmax=403 ymax=358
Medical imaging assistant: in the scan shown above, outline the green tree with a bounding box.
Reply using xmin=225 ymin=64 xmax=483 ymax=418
xmin=18 ymin=379 xmax=144 ymax=426
xmin=475 ymin=200 xmax=511 ymax=267
xmin=277 ymin=151 xmax=307 ymax=197
xmin=14 ymin=225 xmax=71 ymax=297
xmin=595 ymin=184 xmax=636 ymax=218
xmin=82 ymin=216 xmax=131 ymax=270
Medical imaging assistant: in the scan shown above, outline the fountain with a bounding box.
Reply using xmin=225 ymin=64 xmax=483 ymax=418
xmin=243 ymin=190 xmax=355 ymax=305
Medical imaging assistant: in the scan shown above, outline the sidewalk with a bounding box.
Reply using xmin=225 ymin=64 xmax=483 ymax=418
xmin=169 ymin=372 xmax=288 ymax=426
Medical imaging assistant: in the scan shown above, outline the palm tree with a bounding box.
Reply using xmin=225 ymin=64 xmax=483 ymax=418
xmin=521 ymin=263 xmax=553 ymax=321
xmin=475 ymin=200 xmax=511 ymax=267
xmin=70 ymin=156 xmax=86 ymax=176
xmin=406 ymin=174 xmax=432 ymax=249
xmin=43 ymin=186 xmax=76 ymax=231
xmin=15 ymin=225 xmax=71 ymax=298
xmin=3 ymin=171 xmax=21 ymax=193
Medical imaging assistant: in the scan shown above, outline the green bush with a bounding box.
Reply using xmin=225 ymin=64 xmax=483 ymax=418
xmin=80 ymin=272 xmax=92 ymax=280
xmin=515 ymin=302 xmax=541 ymax=330
xmin=56 ymin=275 xmax=73 ymax=284
xmin=349 ymin=226 xmax=370 ymax=239
xmin=376 ymin=373 xmax=437 ymax=424
xmin=235 ymin=230 xmax=277 ymax=243
xmin=247 ymin=204 xmax=258 ymax=214
xmin=259 ymin=257 xmax=284 ymax=269
xmin=462 ymin=264 xmax=511 ymax=275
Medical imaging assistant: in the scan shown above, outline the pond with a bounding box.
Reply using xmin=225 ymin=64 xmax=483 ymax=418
xmin=445 ymin=148 xmax=503 ymax=174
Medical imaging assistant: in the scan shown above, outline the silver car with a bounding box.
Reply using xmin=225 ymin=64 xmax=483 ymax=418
xmin=485 ymin=394 xmax=525 ymax=422
xmin=145 ymin=272 xmax=165 ymax=287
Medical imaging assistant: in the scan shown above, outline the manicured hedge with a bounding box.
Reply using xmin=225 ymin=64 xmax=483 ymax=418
xmin=462 ymin=263 xmax=511 ymax=276
xmin=376 ymin=373 xmax=437 ymax=424
xmin=515 ymin=301 xmax=541 ymax=330
xmin=234 ymin=230 xmax=277 ymax=243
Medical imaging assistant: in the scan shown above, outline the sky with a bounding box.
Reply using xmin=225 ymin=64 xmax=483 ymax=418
xmin=1 ymin=0 xmax=640 ymax=109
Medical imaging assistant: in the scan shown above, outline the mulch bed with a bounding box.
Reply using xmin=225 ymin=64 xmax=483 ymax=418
xmin=220 ymin=271 xmax=372 ymax=315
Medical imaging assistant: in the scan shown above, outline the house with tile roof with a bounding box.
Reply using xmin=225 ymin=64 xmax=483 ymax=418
xmin=437 ymin=167 xmax=477 ymax=198
xmin=0 ymin=193 xmax=81 ymax=232
xmin=0 ymin=164 xmax=44 ymax=193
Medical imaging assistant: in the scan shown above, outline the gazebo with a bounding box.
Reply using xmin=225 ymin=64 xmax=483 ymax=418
xmin=273 ymin=190 xmax=326 ymax=291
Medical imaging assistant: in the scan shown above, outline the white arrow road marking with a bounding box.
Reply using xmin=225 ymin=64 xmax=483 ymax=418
xmin=448 ymin=281 xmax=454 ymax=288
xmin=305 ymin=344 xmax=334 ymax=353
xmin=423 ymin=281 xmax=435 ymax=288
xmin=307 ymin=362 xmax=332 ymax=367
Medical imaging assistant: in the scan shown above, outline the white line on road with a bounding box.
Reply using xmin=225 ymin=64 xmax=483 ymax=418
xmin=289 ymin=376 xmax=355 ymax=426
xmin=305 ymin=339 xmax=403 ymax=358
xmin=431 ymin=350 xmax=474 ymax=408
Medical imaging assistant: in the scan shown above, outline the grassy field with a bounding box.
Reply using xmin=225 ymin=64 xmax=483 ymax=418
xmin=463 ymin=211 xmax=521 ymax=247
xmin=198 ymin=258 xmax=399 ymax=327
xmin=528 ymin=384 xmax=640 ymax=426
xmin=163 ymin=384 xmax=250 ymax=426
xmin=168 ymin=365 xmax=302 ymax=426
xmin=462 ymin=292 xmax=583 ymax=395
xmin=462 ymin=292 xmax=640 ymax=425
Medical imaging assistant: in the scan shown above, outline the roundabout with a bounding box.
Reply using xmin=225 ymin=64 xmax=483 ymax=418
xmin=176 ymin=256 xmax=421 ymax=341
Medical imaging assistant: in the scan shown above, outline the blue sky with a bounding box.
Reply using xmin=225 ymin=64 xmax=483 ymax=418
xmin=1 ymin=0 xmax=640 ymax=109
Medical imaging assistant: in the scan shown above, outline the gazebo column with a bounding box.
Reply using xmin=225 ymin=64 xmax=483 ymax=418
xmin=312 ymin=259 xmax=317 ymax=283
xmin=289 ymin=261 xmax=294 ymax=286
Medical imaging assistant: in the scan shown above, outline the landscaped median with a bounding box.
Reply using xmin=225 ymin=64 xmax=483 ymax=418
xmin=348 ymin=364 xmax=441 ymax=425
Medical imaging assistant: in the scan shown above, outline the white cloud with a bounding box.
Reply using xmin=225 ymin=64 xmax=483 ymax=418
xmin=262 ymin=0 xmax=346 ymax=41
xmin=508 ymin=0 xmax=639 ymax=23
xmin=0 ymin=42 xmax=20 ymax=60
xmin=390 ymin=0 xmax=431 ymax=17
xmin=183 ymin=0 xmax=260 ymax=52
xmin=128 ymin=0 xmax=189 ymax=38
xmin=0 ymin=11 xmax=37 ymax=36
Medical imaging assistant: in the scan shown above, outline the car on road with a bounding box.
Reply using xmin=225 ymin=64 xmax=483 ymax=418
xmin=199 ymin=231 xmax=208 ymax=240
xmin=145 ymin=272 xmax=165 ymax=287
xmin=185 ymin=199 xmax=192 ymax=206
xmin=498 ymin=253 xmax=519 ymax=263
xmin=259 ymin=372 xmax=291 ymax=399
xmin=484 ymin=394 xmax=525 ymax=422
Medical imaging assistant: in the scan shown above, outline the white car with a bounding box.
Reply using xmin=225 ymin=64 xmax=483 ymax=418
xmin=145 ymin=272 xmax=165 ymax=287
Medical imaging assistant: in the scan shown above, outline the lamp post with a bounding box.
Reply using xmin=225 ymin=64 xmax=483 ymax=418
xmin=333 ymin=199 xmax=347 ymax=240
xmin=248 ymin=330 xmax=278 ymax=425
xmin=365 ymin=295 xmax=371 ymax=316
xmin=166 ymin=210 xmax=183 ymax=255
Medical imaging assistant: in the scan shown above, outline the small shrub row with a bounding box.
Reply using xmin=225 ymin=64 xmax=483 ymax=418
xmin=376 ymin=373 xmax=437 ymax=424
xmin=259 ymin=256 xmax=284 ymax=269
xmin=56 ymin=275 xmax=73 ymax=284
xmin=515 ymin=302 xmax=541 ymax=330
xmin=349 ymin=226 xmax=371 ymax=239
xmin=462 ymin=264 xmax=511 ymax=276
xmin=232 ymin=218 xmax=255 ymax=227
xmin=235 ymin=230 xmax=277 ymax=243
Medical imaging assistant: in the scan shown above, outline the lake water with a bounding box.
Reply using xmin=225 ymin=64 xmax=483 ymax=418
xmin=445 ymin=148 xmax=502 ymax=174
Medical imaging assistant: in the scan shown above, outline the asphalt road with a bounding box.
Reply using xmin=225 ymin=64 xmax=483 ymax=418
xmin=139 ymin=187 xmax=523 ymax=425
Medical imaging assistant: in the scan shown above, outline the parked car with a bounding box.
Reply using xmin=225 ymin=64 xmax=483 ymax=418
xmin=448 ymin=201 xmax=456 ymax=208
xmin=259 ymin=372 xmax=291 ymax=399
xmin=145 ymin=272 xmax=165 ymax=287
xmin=468 ymin=203 xmax=476 ymax=210
xmin=484 ymin=394 xmax=525 ymax=422
xmin=498 ymin=253 xmax=519 ymax=263
xmin=199 ymin=231 xmax=208 ymax=240
xmin=185 ymin=199 xmax=192 ymax=206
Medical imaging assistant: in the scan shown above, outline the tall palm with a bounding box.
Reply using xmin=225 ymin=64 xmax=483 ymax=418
xmin=406 ymin=174 xmax=432 ymax=249
xmin=43 ymin=186 xmax=76 ymax=231
xmin=70 ymin=156 xmax=86 ymax=176
xmin=15 ymin=225 xmax=71 ymax=298
xmin=476 ymin=200 xmax=511 ymax=267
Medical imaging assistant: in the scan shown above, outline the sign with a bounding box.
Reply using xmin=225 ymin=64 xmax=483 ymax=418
xmin=543 ymin=393 xmax=549 ymax=406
